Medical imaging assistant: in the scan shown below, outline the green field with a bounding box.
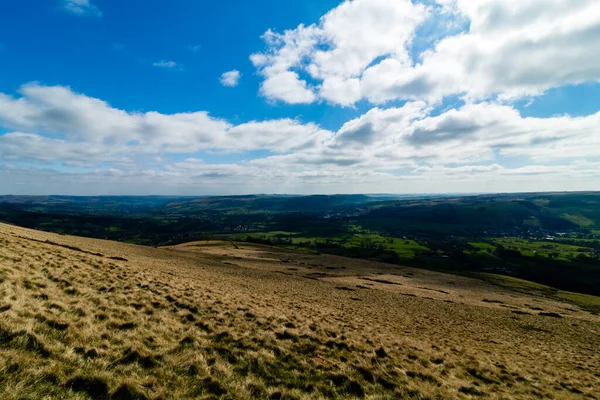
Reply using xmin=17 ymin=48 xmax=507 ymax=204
xmin=342 ymin=234 xmax=429 ymax=259
xmin=230 ymin=231 xmax=430 ymax=260
xmin=465 ymin=239 xmax=596 ymax=262
xmin=467 ymin=242 xmax=497 ymax=257
xmin=493 ymin=238 xmax=593 ymax=260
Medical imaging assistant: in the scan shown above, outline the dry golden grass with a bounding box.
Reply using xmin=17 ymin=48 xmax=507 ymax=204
xmin=1 ymin=222 xmax=599 ymax=399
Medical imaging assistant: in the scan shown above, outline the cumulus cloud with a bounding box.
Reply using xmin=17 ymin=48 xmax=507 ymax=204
xmin=365 ymin=0 xmax=600 ymax=103
xmin=62 ymin=0 xmax=102 ymax=17
xmin=406 ymin=103 xmax=600 ymax=161
xmin=0 ymin=132 xmax=124 ymax=164
xmin=220 ymin=70 xmax=241 ymax=87
xmin=259 ymin=71 xmax=316 ymax=104
xmin=0 ymin=83 xmax=332 ymax=160
xmin=252 ymin=0 xmax=600 ymax=106
xmin=250 ymin=24 xmax=321 ymax=104
xmin=251 ymin=0 xmax=427 ymax=105
xmin=0 ymin=83 xmax=598 ymax=194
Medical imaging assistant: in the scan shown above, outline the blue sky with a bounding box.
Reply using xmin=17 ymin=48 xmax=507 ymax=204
xmin=0 ymin=0 xmax=599 ymax=195
xmin=0 ymin=0 xmax=350 ymax=128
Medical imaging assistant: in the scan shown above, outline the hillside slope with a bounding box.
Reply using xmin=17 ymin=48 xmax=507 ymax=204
xmin=1 ymin=223 xmax=599 ymax=399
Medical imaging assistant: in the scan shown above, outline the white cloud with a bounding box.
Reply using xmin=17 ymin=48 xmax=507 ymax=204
xmin=2 ymin=159 xmax=598 ymax=196
xmin=0 ymin=84 xmax=595 ymax=168
xmin=0 ymin=132 xmax=125 ymax=164
xmin=405 ymin=103 xmax=600 ymax=161
xmin=0 ymin=83 xmax=331 ymax=160
xmin=364 ymin=0 xmax=600 ymax=104
xmin=308 ymin=0 xmax=427 ymax=79
xmin=325 ymin=102 xmax=600 ymax=167
xmin=252 ymin=0 xmax=600 ymax=106
xmin=4 ymin=2 xmax=599 ymax=195
xmin=62 ymin=0 xmax=102 ymax=17
xmin=153 ymin=60 xmax=179 ymax=69
xmin=251 ymin=0 xmax=427 ymax=105
xmin=319 ymin=77 xmax=361 ymax=107
xmin=0 ymin=83 xmax=598 ymax=194
xmin=245 ymin=100 xmax=600 ymax=184
xmin=259 ymin=71 xmax=316 ymax=104
xmin=220 ymin=70 xmax=241 ymax=87
xmin=251 ymin=24 xmax=321 ymax=104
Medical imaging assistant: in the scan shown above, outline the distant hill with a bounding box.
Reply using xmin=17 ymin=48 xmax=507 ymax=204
xmin=162 ymin=194 xmax=375 ymax=214
xmin=361 ymin=192 xmax=600 ymax=233
xmin=2 ymin=192 xmax=598 ymax=230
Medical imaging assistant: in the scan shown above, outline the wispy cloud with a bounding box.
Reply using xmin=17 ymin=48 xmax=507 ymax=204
xmin=152 ymin=60 xmax=181 ymax=70
xmin=188 ymin=45 xmax=201 ymax=52
xmin=62 ymin=0 xmax=102 ymax=18
xmin=220 ymin=70 xmax=241 ymax=87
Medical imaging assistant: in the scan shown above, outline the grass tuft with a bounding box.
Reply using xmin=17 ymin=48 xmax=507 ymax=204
xmin=66 ymin=376 xmax=110 ymax=399
xmin=111 ymin=383 xmax=148 ymax=400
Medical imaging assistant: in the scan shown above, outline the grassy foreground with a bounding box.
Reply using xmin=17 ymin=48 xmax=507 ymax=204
xmin=475 ymin=273 xmax=600 ymax=314
xmin=1 ymin=223 xmax=599 ymax=399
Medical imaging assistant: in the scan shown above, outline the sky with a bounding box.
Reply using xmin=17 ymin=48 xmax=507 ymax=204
xmin=0 ymin=0 xmax=599 ymax=195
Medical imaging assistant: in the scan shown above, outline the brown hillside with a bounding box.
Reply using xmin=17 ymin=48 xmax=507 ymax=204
xmin=1 ymin=222 xmax=599 ymax=399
